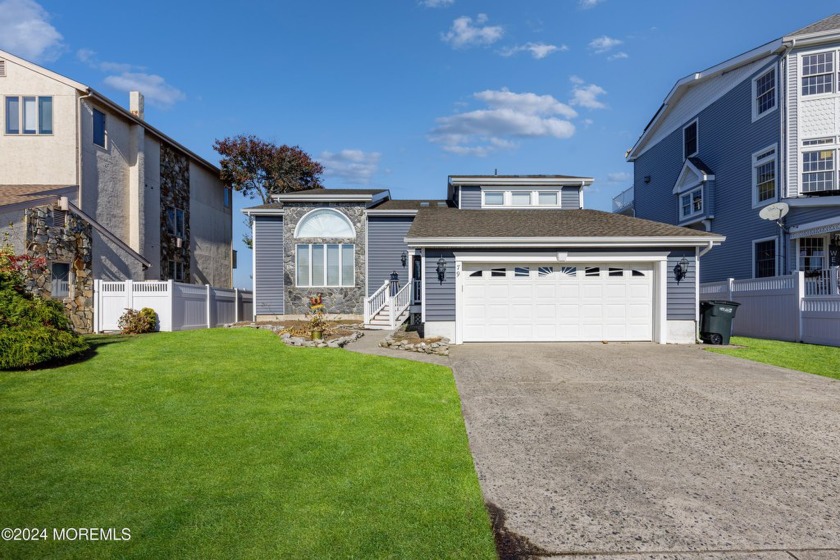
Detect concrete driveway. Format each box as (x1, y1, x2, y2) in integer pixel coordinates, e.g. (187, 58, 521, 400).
(449, 342, 840, 560)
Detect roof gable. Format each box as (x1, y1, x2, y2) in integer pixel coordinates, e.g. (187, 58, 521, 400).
(672, 158, 715, 194)
(787, 13, 840, 38)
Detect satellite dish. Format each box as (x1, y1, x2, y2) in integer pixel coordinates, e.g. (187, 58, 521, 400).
(759, 202, 789, 222)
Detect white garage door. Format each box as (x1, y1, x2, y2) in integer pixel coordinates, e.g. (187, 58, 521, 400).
(461, 263, 653, 342)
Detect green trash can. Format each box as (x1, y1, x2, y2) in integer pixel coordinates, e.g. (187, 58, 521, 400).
(699, 300, 740, 345)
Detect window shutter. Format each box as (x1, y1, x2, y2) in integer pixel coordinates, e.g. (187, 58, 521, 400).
(0, 60, 5, 77)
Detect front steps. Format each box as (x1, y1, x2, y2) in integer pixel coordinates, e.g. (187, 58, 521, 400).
(366, 303, 409, 330)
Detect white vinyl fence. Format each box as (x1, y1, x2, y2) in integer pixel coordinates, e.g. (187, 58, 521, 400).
(94, 280, 253, 332)
(700, 270, 840, 346)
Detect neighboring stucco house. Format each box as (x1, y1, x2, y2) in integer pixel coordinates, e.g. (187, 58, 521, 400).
(624, 14, 840, 283)
(245, 175, 724, 344)
(0, 49, 233, 331)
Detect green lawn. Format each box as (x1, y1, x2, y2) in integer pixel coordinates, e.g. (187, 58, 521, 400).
(706, 336, 840, 380)
(0, 329, 496, 559)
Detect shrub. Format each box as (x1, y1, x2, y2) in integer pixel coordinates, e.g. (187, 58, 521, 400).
(118, 307, 158, 334)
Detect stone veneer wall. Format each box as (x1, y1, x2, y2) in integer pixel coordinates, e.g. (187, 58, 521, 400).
(160, 144, 191, 282)
(282, 203, 366, 315)
(25, 205, 94, 332)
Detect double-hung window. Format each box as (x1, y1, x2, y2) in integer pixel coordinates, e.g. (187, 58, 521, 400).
(753, 68, 776, 119)
(799, 237, 825, 272)
(752, 146, 777, 206)
(802, 149, 835, 193)
(683, 120, 698, 159)
(801, 52, 834, 96)
(680, 187, 703, 219)
(754, 238, 776, 278)
(5, 96, 52, 134)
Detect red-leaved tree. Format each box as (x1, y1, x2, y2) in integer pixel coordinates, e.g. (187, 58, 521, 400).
(213, 135, 324, 205)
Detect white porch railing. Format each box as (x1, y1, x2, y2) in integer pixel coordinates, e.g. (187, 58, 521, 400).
(388, 282, 412, 328)
(94, 280, 253, 332)
(699, 270, 840, 346)
(364, 281, 389, 325)
(804, 267, 840, 296)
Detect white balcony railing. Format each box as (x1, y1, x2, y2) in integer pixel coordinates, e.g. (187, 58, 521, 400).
(803, 267, 840, 296)
(612, 186, 634, 213)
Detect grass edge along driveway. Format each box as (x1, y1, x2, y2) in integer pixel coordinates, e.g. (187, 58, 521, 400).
(0, 329, 496, 559)
(706, 336, 840, 380)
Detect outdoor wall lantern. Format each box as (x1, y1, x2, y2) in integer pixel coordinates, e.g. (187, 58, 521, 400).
(401, 250, 408, 267)
(674, 257, 689, 284)
(644, 175, 651, 184)
(436, 257, 447, 283)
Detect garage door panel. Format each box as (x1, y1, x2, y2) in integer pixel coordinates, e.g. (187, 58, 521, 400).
(461, 261, 653, 342)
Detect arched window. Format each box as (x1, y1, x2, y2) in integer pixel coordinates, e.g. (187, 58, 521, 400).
(294, 209, 356, 287)
(295, 208, 355, 239)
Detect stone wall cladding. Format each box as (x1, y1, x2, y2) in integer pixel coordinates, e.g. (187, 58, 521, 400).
(159, 144, 191, 282)
(25, 205, 94, 332)
(282, 203, 367, 315)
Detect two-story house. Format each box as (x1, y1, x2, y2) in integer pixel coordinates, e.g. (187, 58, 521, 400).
(245, 175, 724, 344)
(625, 14, 840, 286)
(0, 49, 233, 331)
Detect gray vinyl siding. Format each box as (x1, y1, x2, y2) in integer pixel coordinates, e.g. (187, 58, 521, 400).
(459, 186, 481, 209)
(367, 216, 413, 295)
(667, 250, 696, 320)
(254, 216, 284, 315)
(633, 58, 782, 283)
(561, 186, 581, 209)
(424, 249, 455, 321)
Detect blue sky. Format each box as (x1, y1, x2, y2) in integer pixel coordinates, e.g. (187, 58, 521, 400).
(1, 0, 838, 287)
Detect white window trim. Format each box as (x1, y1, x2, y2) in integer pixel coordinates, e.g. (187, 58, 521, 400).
(751, 67, 777, 122)
(683, 119, 698, 160)
(796, 235, 829, 272)
(752, 143, 778, 209)
(679, 186, 703, 221)
(295, 243, 355, 288)
(752, 236, 778, 278)
(798, 49, 838, 100)
(800, 147, 837, 194)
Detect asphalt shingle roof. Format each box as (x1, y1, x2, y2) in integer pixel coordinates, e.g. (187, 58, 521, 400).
(370, 200, 450, 210)
(0, 185, 73, 209)
(279, 188, 389, 196)
(407, 208, 721, 239)
(788, 14, 840, 37)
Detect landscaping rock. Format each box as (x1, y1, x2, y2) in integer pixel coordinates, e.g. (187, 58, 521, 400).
(378, 333, 450, 356)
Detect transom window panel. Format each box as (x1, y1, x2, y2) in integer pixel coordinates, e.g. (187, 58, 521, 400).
(5, 95, 52, 134)
(801, 52, 834, 95)
(754, 239, 776, 278)
(484, 192, 504, 206)
(296, 243, 355, 287)
(514, 267, 530, 277)
(683, 120, 698, 158)
(680, 187, 703, 218)
(491, 268, 505, 277)
(538, 191, 558, 205)
(295, 208, 355, 238)
(538, 266, 554, 277)
(585, 266, 600, 277)
(802, 150, 835, 193)
(481, 189, 563, 207)
(754, 68, 776, 116)
(753, 147, 776, 204)
(558, 266, 577, 277)
(608, 267, 623, 277)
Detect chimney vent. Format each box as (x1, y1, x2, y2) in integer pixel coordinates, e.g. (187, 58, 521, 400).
(130, 91, 144, 119)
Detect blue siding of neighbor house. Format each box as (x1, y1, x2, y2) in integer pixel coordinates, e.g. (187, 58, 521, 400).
(459, 186, 481, 209)
(424, 249, 456, 321)
(254, 216, 284, 315)
(667, 249, 696, 320)
(633, 59, 782, 282)
(367, 216, 413, 296)
(562, 186, 581, 209)
(419, 247, 696, 322)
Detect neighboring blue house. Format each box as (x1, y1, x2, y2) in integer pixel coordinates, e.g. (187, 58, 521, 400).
(244, 175, 723, 344)
(624, 14, 840, 283)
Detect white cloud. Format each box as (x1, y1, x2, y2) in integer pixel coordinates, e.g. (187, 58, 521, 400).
(589, 35, 622, 54)
(441, 14, 503, 48)
(579, 0, 605, 8)
(608, 51, 629, 61)
(103, 73, 186, 108)
(606, 171, 631, 183)
(570, 80, 607, 109)
(430, 88, 577, 156)
(319, 149, 382, 185)
(419, 0, 453, 6)
(76, 48, 137, 73)
(499, 42, 567, 59)
(0, 0, 63, 62)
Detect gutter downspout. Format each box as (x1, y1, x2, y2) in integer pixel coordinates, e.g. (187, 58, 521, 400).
(698, 240, 715, 258)
(76, 90, 93, 209)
